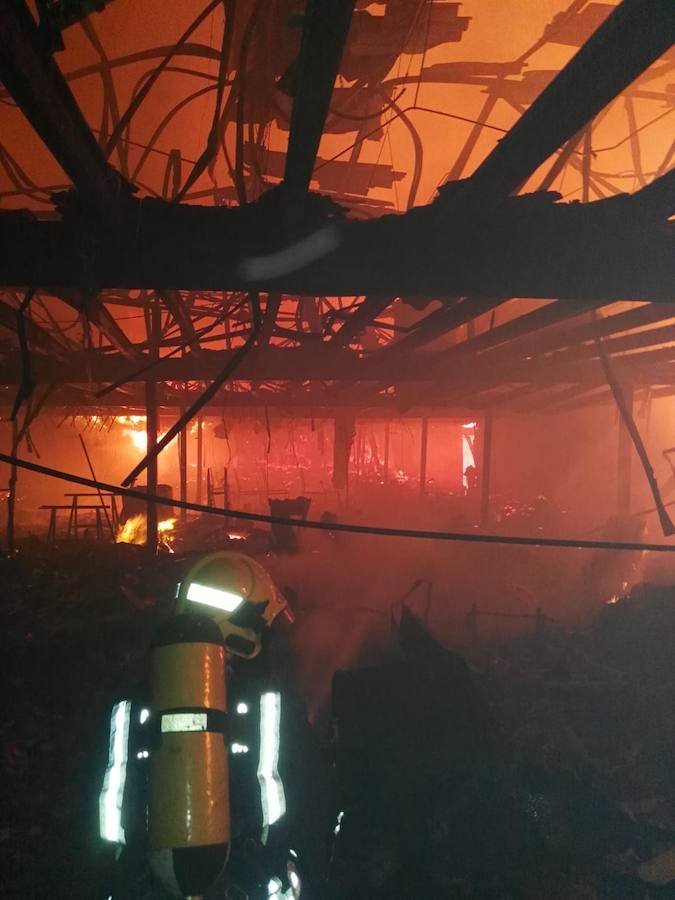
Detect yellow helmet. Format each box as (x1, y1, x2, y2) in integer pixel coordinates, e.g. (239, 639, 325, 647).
(175, 551, 286, 658)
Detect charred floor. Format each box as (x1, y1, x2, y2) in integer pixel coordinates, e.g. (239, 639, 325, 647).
(1, 0, 675, 898)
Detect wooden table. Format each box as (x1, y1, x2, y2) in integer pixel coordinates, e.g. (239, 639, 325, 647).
(40, 503, 111, 544)
(63, 492, 119, 537)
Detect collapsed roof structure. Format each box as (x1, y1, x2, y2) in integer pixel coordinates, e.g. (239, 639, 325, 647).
(0, 0, 673, 534)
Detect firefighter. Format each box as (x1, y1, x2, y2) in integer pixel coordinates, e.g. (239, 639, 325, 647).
(98, 551, 307, 900)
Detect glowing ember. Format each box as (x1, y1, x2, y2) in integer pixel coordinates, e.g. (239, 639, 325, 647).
(123, 427, 171, 451)
(158, 518, 176, 536)
(227, 531, 247, 541)
(116, 514, 176, 546)
(125, 428, 147, 451)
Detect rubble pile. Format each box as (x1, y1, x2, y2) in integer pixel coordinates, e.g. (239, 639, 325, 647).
(477, 584, 675, 899)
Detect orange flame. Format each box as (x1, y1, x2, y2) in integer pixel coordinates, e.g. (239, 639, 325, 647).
(116, 513, 176, 546)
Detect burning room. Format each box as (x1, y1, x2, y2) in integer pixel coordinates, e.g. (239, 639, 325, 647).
(1, 0, 675, 898)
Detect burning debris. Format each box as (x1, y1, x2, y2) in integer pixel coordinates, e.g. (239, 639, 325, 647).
(115, 513, 177, 549)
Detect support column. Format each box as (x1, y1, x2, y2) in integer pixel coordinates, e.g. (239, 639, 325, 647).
(196, 415, 203, 506)
(7, 417, 18, 553)
(419, 416, 429, 496)
(146, 300, 160, 551)
(332, 412, 355, 492)
(617, 386, 633, 515)
(178, 414, 187, 527)
(479, 412, 493, 528)
(383, 421, 390, 485)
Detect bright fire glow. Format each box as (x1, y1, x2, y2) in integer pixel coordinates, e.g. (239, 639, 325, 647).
(118, 416, 169, 452)
(125, 428, 147, 451)
(116, 514, 176, 545)
(158, 518, 176, 535)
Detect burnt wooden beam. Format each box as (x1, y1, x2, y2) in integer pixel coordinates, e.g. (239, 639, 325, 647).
(410, 302, 675, 401)
(0, 0, 129, 216)
(281, 0, 356, 215)
(493, 302, 675, 361)
(0, 346, 366, 384)
(0, 172, 672, 299)
(365, 296, 501, 363)
(427, 345, 675, 408)
(435, 0, 675, 220)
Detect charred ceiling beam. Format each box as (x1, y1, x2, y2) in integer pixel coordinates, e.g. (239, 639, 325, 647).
(0, 171, 673, 300)
(0, 392, 478, 416)
(0, 346, 368, 384)
(427, 300, 604, 371)
(280, 0, 356, 216)
(366, 296, 501, 362)
(434, 0, 675, 220)
(417, 344, 675, 410)
(425, 301, 675, 390)
(0, 0, 128, 215)
(4, 339, 675, 398)
(489, 301, 675, 361)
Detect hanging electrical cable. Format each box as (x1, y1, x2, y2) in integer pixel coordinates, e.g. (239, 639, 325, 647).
(105, 0, 223, 159)
(176, 0, 236, 200)
(5, 450, 675, 555)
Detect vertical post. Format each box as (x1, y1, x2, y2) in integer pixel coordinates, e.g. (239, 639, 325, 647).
(146, 299, 160, 551)
(355, 429, 362, 482)
(419, 416, 429, 496)
(480, 412, 493, 528)
(178, 412, 187, 527)
(332, 413, 355, 492)
(146, 379, 158, 549)
(7, 417, 18, 553)
(383, 420, 390, 485)
(196, 415, 203, 506)
(617, 385, 633, 515)
(223, 466, 229, 531)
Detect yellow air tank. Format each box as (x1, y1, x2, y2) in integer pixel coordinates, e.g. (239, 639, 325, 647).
(147, 613, 230, 899)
